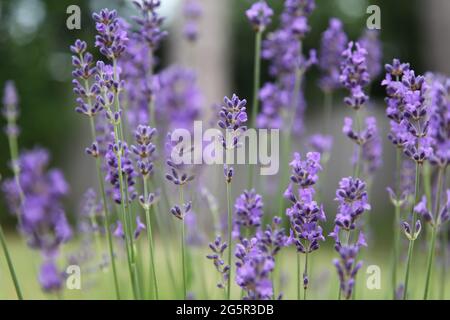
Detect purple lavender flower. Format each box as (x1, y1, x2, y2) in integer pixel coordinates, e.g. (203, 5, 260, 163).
(39, 260, 63, 293)
(318, 18, 348, 92)
(165, 135, 195, 187)
(287, 152, 322, 189)
(105, 141, 137, 204)
(183, 0, 202, 41)
(132, 0, 168, 49)
(358, 30, 382, 82)
(256, 217, 289, 258)
(2, 81, 20, 139)
(206, 236, 230, 289)
(333, 241, 365, 299)
(133, 216, 146, 239)
(235, 238, 274, 300)
(233, 189, 264, 238)
(131, 125, 157, 178)
(246, 1, 274, 31)
(340, 42, 370, 109)
(2, 148, 72, 254)
(334, 177, 371, 230)
(93, 9, 128, 60)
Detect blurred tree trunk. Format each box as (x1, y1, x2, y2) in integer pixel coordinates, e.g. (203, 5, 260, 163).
(421, 0, 450, 74)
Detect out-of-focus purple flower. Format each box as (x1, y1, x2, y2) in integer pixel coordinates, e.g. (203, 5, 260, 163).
(105, 141, 137, 204)
(235, 237, 274, 300)
(281, 0, 315, 39)
(113, 221, 125, 239)
(156, 66, 202, 131)
(133, 0, 168, 49)
(361, 127, 382, 176)
(334, 177, 371, 230)
(340, 42, 370, 109)
(2, 81, 20, 139)
(93, 9, 128, 60)
(307, 134, 333, 154)
(233, 189, 263, 238)
(426, 74, 450, 167)
(246, 1, 273, 31)
(39, 260, 63, 293)
(206, 235, 230, 289)
(2, 149, 72, 254)
(318, 18, 348, 92)
(183, 0, 202, 41)
(358, 30, 382, 82)
(414, 196, 433, 224)
(439, 190, 450, 224)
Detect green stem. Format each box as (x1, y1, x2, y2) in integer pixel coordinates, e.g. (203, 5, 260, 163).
(144, 177, 159, 300)
(423, 166, 445, 299)
(248, 30, 262, 190)
(303, 251, 309, 300)
(226, 182, 232, 300)
(0, 224, 23, 299)
(180, 186, 187, 299)
(297, 253, 301, 300)
(88, 109, 121, 301)
(403, 162, 421, 300)
(392, 148, 402, 299)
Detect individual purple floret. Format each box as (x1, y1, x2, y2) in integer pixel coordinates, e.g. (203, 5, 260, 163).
(206, 236, 230, 289)
(318, 18, 348, 92)
(340, 41, 370, 109)
(39, 260, 63, 293)
(183, 0, 202, 41)
(334, 177, 371, 230)
(233, 189, 264, 238)
(358, 30, 382, 82)
(246, 0, 274, 31)
(2, 148, 72, 254)
(93, 9, 128, 60)
(235, 237, 274, 300)
(133, 216, 146, 239)
(105, 141, 137, 204)
(132, 0, 168, 49)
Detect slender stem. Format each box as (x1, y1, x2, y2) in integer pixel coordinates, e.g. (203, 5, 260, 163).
(423, 163, 433, 211)
(403, 162, 421, 300)
(226, 182, 232, 300)
(354, 108, 362, 178)
(180, 185, 187, 299)
(303, 251, 309, 300)
(392, 148, 402, 299)
(423, 166, 445, 299)
(297, 253, 301, 300)
(143, 177, 159, 299)
(88, 108, 121, 301)
(248, 30, 262, 190)
(0, 224, 23, 300)
(440, 226, 448, 299)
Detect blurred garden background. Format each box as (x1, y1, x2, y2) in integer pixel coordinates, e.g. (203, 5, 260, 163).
(1, 0, 450, 299)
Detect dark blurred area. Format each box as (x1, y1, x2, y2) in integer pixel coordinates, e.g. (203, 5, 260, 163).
(0, 0, 425, 232)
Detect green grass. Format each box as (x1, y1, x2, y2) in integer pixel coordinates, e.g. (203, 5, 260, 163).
(0, 232, 448, 300)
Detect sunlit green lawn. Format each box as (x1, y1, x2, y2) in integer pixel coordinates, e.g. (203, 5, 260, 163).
(0, 232, 448, 300)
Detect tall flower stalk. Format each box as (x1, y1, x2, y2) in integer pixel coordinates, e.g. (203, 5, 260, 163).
(218, 94, 248, 299)
(1, 81, 23, 300)
(71, 39, 121, 299)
